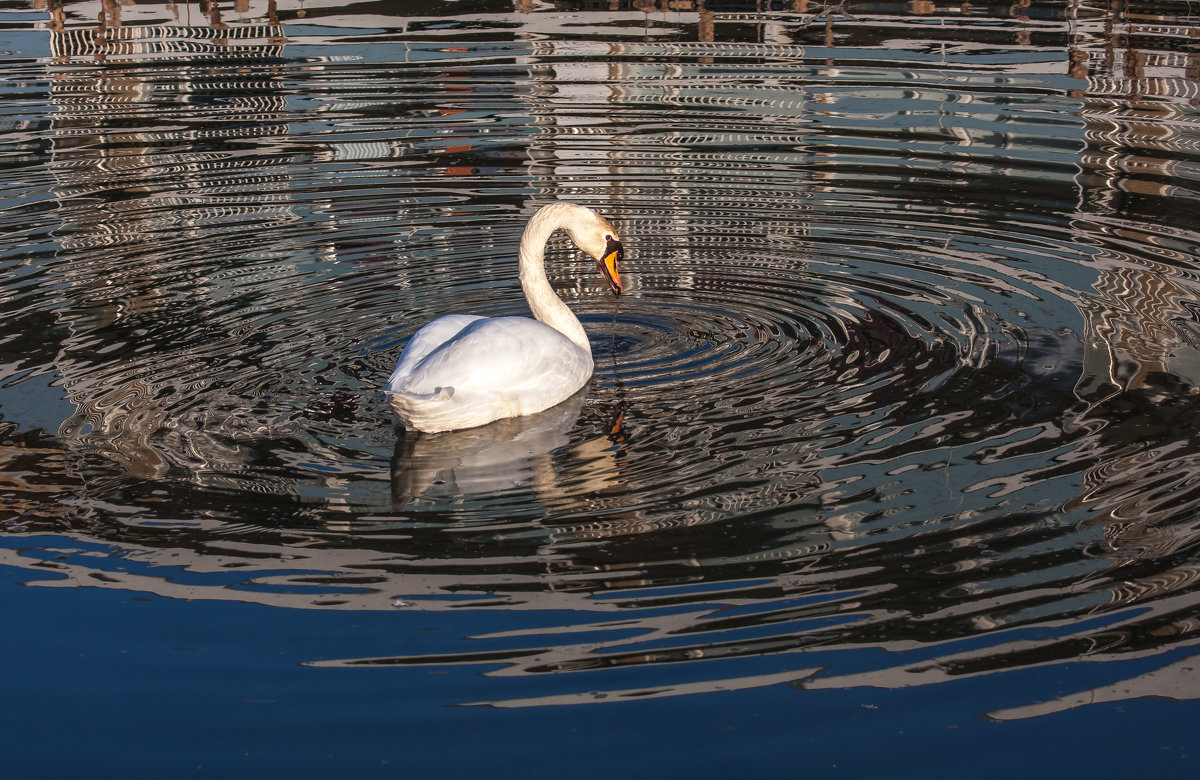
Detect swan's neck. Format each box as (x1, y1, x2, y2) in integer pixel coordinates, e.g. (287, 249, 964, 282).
(518, 204, 592, 352)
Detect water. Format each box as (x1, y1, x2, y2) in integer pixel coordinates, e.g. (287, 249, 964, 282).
(3, 0, 1200, 775)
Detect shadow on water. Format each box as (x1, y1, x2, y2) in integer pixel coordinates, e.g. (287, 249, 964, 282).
(2, 0, 1200, 759)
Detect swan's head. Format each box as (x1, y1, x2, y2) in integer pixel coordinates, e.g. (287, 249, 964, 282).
(566, 210, 624, 297)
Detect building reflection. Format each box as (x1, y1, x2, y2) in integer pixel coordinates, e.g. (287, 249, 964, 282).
(26, 0, 1200, 497)
(11, 0, 1200, 713)
(35, 0, 296, 485)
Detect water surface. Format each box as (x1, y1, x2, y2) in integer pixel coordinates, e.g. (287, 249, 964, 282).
(3, 0, 1200, 775)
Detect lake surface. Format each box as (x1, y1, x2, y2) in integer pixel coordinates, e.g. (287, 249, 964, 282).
(3, 0, 1200, 776)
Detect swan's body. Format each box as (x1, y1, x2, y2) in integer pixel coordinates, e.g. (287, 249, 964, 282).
(386, 202, 623, 433)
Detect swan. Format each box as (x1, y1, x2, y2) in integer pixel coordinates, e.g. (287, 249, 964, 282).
(386, 202, 624, 433)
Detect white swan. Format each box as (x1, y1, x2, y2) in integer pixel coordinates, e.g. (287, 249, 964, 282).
(386, 202, 624, 433)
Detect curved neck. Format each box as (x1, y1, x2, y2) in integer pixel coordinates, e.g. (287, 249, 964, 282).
(518, 203, 591, 352)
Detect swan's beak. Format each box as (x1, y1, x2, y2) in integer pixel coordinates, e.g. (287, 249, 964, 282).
(599, 236, 623, 296)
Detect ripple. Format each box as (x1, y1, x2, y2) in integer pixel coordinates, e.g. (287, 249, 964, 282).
(4, 3, 1200, 715)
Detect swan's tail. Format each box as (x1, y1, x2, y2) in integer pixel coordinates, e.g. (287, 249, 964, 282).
(387, 385, 533, 433)
(386, 386, 458, 432)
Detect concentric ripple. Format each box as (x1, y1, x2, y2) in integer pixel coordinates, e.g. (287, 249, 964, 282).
(3, 2, 1200, 715)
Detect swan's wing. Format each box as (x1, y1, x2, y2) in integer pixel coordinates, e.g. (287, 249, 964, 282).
(395, 316, 592, 396)
(389, 314, 484, 391)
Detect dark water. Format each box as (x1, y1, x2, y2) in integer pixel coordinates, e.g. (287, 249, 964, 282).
(3, 0, 1200, 775)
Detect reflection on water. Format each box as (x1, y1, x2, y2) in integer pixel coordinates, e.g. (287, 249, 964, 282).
(3, 0, 1200, 721)
(389, 389, 626, 505)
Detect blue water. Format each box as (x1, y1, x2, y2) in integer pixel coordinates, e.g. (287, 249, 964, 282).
(3, 0, 1200, 776)
(7, 566, 1197, 778)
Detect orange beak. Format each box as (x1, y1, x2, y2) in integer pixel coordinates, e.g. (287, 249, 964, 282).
(599, 236, 623, 296)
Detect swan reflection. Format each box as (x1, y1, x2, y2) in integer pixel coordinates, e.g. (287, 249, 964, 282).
(390, 388, 594, 506)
